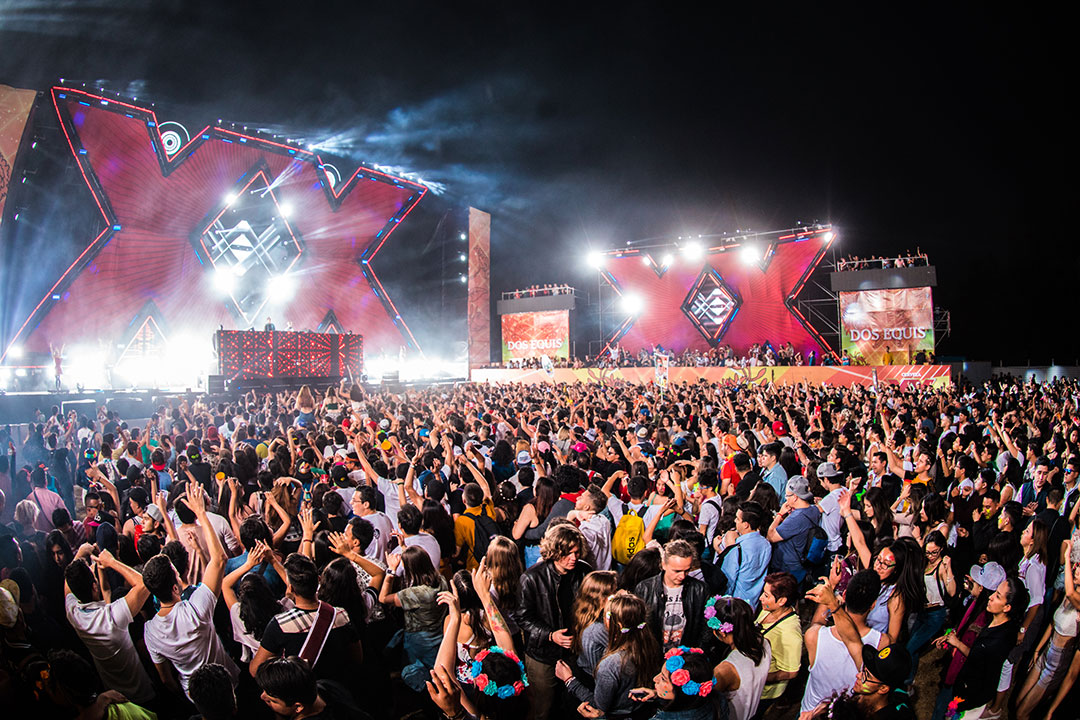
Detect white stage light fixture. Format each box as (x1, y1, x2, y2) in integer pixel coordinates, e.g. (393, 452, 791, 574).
(823, 231, 835, 241)
(8, 345, 24, 359)
(740, 244, 761, 265)
(641, 256, 650, 266)
(224, 192, 237, 205)
(661, 253, 674, 267)
(620, 293, 644, 315)
(279, 202, 294, 218)
(682, 242, 704, 260)
(586, 251, 605, 269)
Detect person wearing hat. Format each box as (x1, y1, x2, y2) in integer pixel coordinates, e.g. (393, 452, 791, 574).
(766, 476, 821, 583)
(850, 643, 916, 718)
(817, 462, 847, 559)
(927, 561, 1007, 720)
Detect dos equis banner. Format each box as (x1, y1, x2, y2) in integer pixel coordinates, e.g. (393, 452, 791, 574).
(840, 287, 934, 364)
(0, 85, 37, 231)
(501, 310, 569, 361)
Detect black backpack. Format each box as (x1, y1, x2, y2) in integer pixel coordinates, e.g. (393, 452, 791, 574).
(710, 542, 743, 595)
(466, 511, 501, 562)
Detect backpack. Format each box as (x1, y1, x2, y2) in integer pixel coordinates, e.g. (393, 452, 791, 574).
(465, 511, 501, 563)
(801, 511, 829, 568)
(711, 542, 743, 595)
(612, 503, 647, 565)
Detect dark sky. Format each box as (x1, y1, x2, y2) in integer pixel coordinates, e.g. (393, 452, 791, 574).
(0, 3, 1070, 364)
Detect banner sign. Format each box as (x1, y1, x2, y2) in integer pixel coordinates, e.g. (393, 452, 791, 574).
(840, 287, 934, 365)
(472, 364, 951, 389)
(501, 310, 570, 361)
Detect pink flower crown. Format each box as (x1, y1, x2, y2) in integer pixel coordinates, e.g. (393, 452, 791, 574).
(663, 647, 713, 697)
(467, 646, 529, 699)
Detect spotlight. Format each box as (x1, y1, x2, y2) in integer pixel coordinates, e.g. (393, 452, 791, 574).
(459, 253, 467, 262)
(823, 231, 835, 242)
(586, 251, 605, 269)
(740, 244, 761, 265)
(459, 275, 468, 284)
(460, 233, 467, 241)
(224, 192, 237, 205)
(8, 345, 24, 359)
(279, 202, 293, 218)
(681, 242, 704, 260)
(641, 256, 651, 266)
(620, 293, 644, 315)
(213, 267, 236, 294)
(661, 253, 674, 267)
(15, 368, 27, 378)
(268, 274, 297, 303)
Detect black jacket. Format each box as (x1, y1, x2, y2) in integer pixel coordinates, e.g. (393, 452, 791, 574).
(513, 559, 589, 664)
(634, 574, 709, 650)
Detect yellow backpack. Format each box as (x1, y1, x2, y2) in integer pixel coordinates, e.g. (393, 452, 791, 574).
(612, 503, 646, 565)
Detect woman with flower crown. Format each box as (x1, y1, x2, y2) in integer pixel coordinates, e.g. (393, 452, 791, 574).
(555, 590, 662, 719)
(703, 595, 771, 720)
(628, 646, 717, 720)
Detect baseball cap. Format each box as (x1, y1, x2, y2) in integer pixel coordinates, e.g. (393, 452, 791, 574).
(537, 441, 551, 454)
(816, 462, 842, 479)
(418, 428, 430, 438)
(672, 436, 688, 448)
(969, 561, 1006, 591)
(516, 450, 532, 466)
(571, 441, 589, 454)
(331, 464, 350, 484)
(785, 475, 813, 501)
(636, 426, 649, 438)
(585, 428, 598, 442)
(379, 418, 390, 431)
(860, 644, 912, 689)
(771, 420, 787, 437)
(145, 503, 164, 522)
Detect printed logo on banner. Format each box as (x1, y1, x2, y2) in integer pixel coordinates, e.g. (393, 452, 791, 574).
(681, 267, 742, 344)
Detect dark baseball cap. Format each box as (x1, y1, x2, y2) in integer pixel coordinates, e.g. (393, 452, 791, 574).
(861, 643, 911, 689)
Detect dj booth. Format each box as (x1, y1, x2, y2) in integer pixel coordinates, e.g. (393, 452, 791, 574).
(216, 330, 363, 387)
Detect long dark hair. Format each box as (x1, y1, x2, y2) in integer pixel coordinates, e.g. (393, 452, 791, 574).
(401, 545, 441, 590)
(452, 570, 494, 649)
(421, 499, 456, 560)
(238, 573, 281, 641)
(531, 477, 557, 521)
(318, 557, 367, 625)
(710, 596, 766, 665)
(862, 487, 894, 540)
(881, 537, 926, 615)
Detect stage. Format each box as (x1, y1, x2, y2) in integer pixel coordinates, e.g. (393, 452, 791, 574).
(469, 364, 952, 388)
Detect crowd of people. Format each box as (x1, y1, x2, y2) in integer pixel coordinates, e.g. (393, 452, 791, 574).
(598, 343, 818, 369)
(504, 285, 575, 299)
(836, 253, 930, 272)
(2, 374, 1079, 719)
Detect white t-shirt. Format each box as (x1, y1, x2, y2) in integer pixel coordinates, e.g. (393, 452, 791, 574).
(392, 532, 443, 576)
(358, 510, 395, 561)
(375, 475, 424, 531)
(580, 513, 613, 571)
(144, 584, 240, 697)
(1019, 555, 1046, 610)
(698, 496, 722, 545)
(819, 488, 844, 552)
(65, 594, 156, 704)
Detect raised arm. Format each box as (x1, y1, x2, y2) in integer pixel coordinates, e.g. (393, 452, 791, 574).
(187, 485, 227, 596)
(473, 558, 516, 653)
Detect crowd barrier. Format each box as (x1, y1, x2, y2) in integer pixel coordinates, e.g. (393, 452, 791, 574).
(469, 365, 952, 388)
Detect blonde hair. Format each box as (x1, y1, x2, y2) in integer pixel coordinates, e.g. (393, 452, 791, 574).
(14, 499, 40, 527)
(297, 385, 315, 409)
(485, 536, 524, 611)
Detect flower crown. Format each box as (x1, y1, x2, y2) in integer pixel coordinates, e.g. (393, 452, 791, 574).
(663, 647, 713, 697)
(467, 646, 529, 699)
(704, 595, 734, 633)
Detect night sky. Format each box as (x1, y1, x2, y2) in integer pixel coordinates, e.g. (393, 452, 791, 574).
(0, 3, 1070, 365)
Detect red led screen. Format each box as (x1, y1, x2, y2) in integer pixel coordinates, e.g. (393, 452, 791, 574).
(600, 232, 833, 356)
(2, 88, 426, 362)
